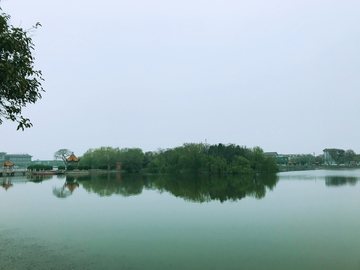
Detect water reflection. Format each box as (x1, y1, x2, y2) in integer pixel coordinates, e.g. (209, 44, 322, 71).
(325, 176, 358, 186)
(153, 174, 278, 203)
(79, 173, 152, 197)
(53, 177, 80, 199)
(278, 170, 360, 187)
(1, 177, 13, 191)
(28, 175, 53, 183)
(73, 173, 278, 203)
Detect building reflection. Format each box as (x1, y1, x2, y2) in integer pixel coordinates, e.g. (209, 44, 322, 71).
(28, 175, 53, 183)
(52, 176, 80, 199)
(65, 177, 80, 194)
(1, 177, 13, 191)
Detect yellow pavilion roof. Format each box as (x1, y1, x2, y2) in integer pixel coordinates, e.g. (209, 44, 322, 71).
(66, 153, 79, 162)
(2, 160, 14, 167)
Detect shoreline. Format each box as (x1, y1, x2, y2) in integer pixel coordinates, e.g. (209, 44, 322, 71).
(278, 165, 360, 172)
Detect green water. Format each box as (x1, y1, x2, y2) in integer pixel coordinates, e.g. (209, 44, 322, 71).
(1, 170, 360, 269)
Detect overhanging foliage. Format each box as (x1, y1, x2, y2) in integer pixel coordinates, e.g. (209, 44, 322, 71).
(0, 8, 44, 130)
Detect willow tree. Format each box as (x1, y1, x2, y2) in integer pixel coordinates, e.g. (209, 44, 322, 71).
(0, 8, 44, 130)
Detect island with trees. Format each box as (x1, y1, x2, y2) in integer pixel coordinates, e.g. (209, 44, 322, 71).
(57, 143, 279, 174)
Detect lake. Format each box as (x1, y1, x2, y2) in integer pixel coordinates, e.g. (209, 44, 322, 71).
(1, 169, 360, 269)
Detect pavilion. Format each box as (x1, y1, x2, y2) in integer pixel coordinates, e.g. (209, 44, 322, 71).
(2, 160, 14, 172)
(66, 153, 80, 169)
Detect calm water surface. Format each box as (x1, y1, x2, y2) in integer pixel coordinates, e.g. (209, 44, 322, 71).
(1, 170, 360, 269)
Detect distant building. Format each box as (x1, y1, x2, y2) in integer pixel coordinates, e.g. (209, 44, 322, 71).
(264, 152, 278, 158)
(264, 152, 289, 164)
(276, 155, 289, 164)
(0, 152, 6, 163)
(32, 160, 64, 167)
(1, 153, 32, 168)
(323, 148, 345, 165)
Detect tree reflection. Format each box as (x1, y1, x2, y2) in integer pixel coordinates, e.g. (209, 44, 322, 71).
(53, 186, 72, 198)
(325, 176, 358, 186)
(153, 174, 278, 203)
(75, 173, 278, 203)
(52, 176, 80, 199)
(78, 173, 152, 197)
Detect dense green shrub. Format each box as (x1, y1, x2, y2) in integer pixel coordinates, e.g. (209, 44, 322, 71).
(58, 166, 65, 170)
(28, 164, 53, 171)
(227, 156, 254, 174)
(258, 157, 279, 173)
(79, 147, 144, 173)
(208, 156, 227, 174)
(78, 165, 91, 170)
(67, 165, 75, 171)
(98, 164, 108, 170)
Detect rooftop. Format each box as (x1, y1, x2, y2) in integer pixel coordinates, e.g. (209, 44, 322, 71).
(323, 148, 344, 152)
(66, 153, 80, 162)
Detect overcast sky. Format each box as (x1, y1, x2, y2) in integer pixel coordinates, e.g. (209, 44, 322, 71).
(1, 0, 360, 160)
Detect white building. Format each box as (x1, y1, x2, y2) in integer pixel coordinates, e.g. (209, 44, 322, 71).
(323, 148, 344, 165)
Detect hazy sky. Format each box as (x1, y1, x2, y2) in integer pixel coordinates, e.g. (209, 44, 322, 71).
(1, 0, 360, 160)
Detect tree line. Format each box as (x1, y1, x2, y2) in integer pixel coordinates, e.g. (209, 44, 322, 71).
(277, 149, 360, 165)
(76, 143, 279, 174)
